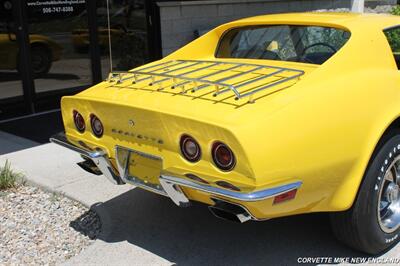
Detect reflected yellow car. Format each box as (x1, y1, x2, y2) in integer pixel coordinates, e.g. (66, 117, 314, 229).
(0, 33, 62, 76)
(52, 13, 400, 254)
(71, 26, 125, 52)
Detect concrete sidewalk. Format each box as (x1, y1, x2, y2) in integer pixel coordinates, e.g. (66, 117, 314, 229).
(0, 143, 131, 207)
(0, 131, 39, 155)
(0, 143, 399, 266)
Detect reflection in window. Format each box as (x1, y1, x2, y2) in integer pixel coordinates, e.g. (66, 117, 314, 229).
(216, 25, 350, 65)
(384, 27, 400, 69)
(98, 0, 148, 73)
(28, 2, 92, 94)
(0, 21, 24, 101)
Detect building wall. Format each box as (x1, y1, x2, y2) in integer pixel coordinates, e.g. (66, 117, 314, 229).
(157, 0, 352, 56)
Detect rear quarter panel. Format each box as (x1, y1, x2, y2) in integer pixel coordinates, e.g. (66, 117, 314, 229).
(235, 26, 400, 214)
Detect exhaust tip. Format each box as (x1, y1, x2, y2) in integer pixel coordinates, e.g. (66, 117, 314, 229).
(208, 199, 252, 223)
(77, 159, 102, 175)
(208, 206, 246, 223)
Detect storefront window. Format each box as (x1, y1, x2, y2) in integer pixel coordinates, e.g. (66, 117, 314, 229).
(98, 0, 148, 73)
(0, 0, 152, 120)
(27, 0, 92, 95)
(0, 16, 25, 117)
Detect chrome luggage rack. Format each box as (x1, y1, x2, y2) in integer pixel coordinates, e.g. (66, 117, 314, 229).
(106, 60, 305, 102)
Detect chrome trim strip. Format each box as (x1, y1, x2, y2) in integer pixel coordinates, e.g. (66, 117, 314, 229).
(159, 175, 302, 202)
(50, 133, 123, 185)
(50, 133, 104, 158)
(50, 134, 302, 204)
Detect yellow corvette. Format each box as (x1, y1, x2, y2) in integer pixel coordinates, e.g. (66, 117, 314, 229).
(71, 26, 125, 52)
(0, 33, 62, 76)
(51, 13, 400, 254)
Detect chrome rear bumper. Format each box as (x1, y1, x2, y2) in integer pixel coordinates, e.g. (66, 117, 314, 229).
(50, 133, 123, 185)
(50, 133, 302, 210)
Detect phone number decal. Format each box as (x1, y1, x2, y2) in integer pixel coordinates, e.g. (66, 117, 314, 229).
(42, 6, 74, 13)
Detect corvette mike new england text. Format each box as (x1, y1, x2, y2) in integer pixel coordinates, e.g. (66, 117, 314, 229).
(297, 257, 400, 264)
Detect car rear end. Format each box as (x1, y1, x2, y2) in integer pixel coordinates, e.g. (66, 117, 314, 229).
(52, 15, 345, 221)
(53, 57, 306, 221)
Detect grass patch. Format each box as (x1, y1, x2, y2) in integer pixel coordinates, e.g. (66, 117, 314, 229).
(0, 160, 24, 190)
(49, 191, 64, 203)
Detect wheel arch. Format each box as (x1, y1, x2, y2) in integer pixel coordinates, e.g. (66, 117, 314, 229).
(332, 115, 400, 212)
(30, 41, 53, 60)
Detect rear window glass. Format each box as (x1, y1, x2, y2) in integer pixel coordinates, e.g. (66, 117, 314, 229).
(216, 25, 351, 65)
(384, 27, 400, 69)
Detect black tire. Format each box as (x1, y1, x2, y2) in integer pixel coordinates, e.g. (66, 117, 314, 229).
(330, 131, 400, 254)
(31, 44, 52, 77)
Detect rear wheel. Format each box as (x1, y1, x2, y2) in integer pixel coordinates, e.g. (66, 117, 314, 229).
(330, 133, 400, 254)
(31, 45, 52, 77)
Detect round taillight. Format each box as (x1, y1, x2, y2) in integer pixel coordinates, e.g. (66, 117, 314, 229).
(73, 110, 85, 133)
(90, 114, 104, 138)
(180, 135, 201, 162)
(212, 142, 236, 171)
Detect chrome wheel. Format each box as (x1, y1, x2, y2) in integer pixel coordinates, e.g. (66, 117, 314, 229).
(378, 155, 400, 233)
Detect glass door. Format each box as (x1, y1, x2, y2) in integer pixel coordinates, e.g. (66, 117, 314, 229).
(0, 0, 151, 120)
(99, 0, 149, 74)
(0, 1, 27, 119)
(26, 0, 92, 112)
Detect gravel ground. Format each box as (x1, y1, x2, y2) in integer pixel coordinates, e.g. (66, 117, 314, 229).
(0, 185, 101, 265)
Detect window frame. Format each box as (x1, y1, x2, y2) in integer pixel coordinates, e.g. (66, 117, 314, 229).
(383, 25, 400, 70)
(214, 24, 352, 65)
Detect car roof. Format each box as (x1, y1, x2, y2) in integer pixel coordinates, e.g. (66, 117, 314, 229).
(234, 12, 400, 31)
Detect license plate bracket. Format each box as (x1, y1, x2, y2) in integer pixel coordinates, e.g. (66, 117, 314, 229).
(115, 146, 165, 195)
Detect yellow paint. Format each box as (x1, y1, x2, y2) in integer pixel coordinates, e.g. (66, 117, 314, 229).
(72, 28, 125, 49)
(61, 13, 400, 219)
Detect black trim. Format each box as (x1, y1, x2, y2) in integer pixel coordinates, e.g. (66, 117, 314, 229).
(383, 24, 400, 31)
(86, 0, 102, 83)
(146, 0, 163, 60)
(12, 0, 35, 113)
(383, 25, 400, 70)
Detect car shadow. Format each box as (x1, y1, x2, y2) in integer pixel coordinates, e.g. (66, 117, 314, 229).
(0, 71, 21, 82)
(35, 73, 80, 80)
(74, 188, 371, 265)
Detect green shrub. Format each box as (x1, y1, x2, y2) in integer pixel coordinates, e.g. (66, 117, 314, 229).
(392, 5, 400, 16)
(383, 6, 400, 53)
(0, 160, 24, 190)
